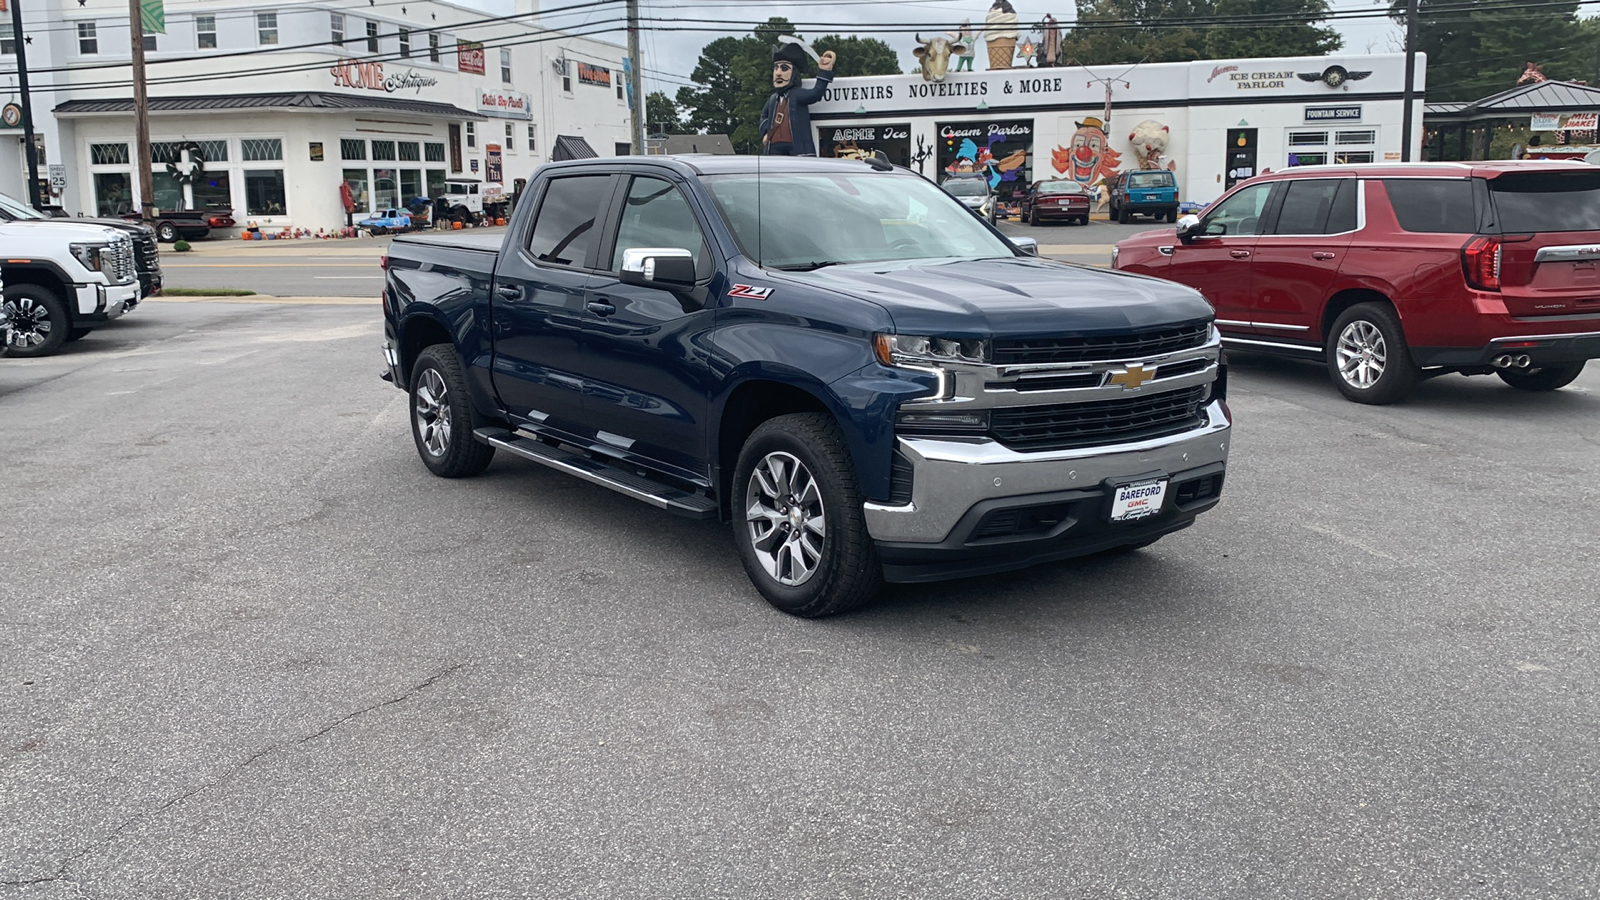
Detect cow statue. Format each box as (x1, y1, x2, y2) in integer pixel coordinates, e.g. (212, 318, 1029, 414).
(913, 34, 968, 82)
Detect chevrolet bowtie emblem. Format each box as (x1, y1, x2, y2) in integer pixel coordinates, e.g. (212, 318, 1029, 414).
(1108, 364, 1155, 390)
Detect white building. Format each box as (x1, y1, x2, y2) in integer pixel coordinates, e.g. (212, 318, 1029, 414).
(1, 0, 635, 232)
(809, 53, 1425, 208)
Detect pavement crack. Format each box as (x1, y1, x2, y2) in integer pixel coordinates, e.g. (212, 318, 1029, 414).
(4, 661, 464, 889)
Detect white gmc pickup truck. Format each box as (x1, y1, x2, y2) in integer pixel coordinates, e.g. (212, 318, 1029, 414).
(0, 221, 141, 357)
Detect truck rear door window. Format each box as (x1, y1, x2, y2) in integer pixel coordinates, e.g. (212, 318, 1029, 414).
(1490, 171, 1600, 232)
(1272, 178, 1348, 234)
(527, 175, 611, 268)
(1381, 179, 1474, 233)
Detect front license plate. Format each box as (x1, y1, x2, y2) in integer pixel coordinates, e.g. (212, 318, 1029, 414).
(1110, 479, 1168, 521)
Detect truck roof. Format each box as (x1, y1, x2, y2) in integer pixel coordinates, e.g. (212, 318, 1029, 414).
(539, 154, 911, 178)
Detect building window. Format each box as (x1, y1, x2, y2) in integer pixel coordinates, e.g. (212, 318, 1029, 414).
(504, 122, 515, 151)
(196, 140, 228, 162)
(330, 13, 344, 45)
(1336, 130, 1377, 145)
(401, 170, 422, 204)
(242, 139, 284, 162)
(1288, 152, 1328, 167)
(372, 140, 397, 161)
(341, 138, 367, 161)
(500, 48, 512, 83)
(366, 21, 379, 52)
(193, 173, 231, 211)
(1288, 131, 1328, 147)
(91, 143, 130, 166)
(527, 124, 537, 153)
(78, 22, 99, 55)
(617, 82, 623, 101)
(429, 34, 440, 62)
(1, 23, 14, 56)
(342, 170, 370, 213)
(1334, 151, 1375, 164)
(94, 173, 132, 217)
(400, 28, 411, 57)
(424, 142, 445, 163)
(257, 13, 278, 46)
(245, 170, 287, 216)
(465, 122, 476, 149)
(427, 169, 447, 199)
(143, 26, 157, 52)
(195, 15, 216, 49)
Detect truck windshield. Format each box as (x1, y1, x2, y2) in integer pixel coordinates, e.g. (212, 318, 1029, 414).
(0, 193, 45, 220)
(703, 172, 1014, 269)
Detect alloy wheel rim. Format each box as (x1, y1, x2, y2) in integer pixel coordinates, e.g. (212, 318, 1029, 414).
(414, 367, 452, 457)
(745, 451, 826, 587)
(1, 298, 50, 348)
(1336, 320, 1387, 388)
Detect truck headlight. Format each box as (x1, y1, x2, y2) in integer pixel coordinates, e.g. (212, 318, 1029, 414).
(70, 242, 110, 273)
(874, 334, 990, 367)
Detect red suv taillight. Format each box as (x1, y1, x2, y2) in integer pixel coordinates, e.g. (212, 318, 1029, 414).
(1462, 236, 1502, 291)
(1462, 234, 1532, 291)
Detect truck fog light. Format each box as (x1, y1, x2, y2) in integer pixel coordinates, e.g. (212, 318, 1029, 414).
(895, 409, 991, 432)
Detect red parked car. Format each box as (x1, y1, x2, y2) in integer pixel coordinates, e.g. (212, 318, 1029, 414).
(1018, 179, 1091, 226)
(1113, 162, 1600, 403)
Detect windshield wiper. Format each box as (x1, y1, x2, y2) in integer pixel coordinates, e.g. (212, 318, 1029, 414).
(771, 260, 845, 272)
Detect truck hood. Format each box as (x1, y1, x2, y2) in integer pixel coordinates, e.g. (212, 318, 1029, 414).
(0, 221, 128, 244)
(785, 256, 1213, 337)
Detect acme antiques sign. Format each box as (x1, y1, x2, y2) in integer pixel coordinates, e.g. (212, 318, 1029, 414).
(330, 59, 439, 94)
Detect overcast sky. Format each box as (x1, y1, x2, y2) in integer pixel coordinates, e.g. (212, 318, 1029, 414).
(489, 0, 1404, 98)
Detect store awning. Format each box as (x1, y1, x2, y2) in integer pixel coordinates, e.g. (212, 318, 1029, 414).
(1423, 80, 1600, 125)
(552, 135, 599, 161)
(54, 91, 483, 119)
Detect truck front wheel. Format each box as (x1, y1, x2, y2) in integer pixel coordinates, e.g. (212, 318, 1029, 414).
(2, 284, 71, 358)
(409, 345, 495, 477)
(732, 413, 882, 617)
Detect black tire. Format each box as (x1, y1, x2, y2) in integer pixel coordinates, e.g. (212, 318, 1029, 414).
(1326, 302, 1420, 404)
(67, 328, 92, 342)
(1166, 208, 1178, 223)
(1118, 206, 1131, 224)
(1497, 362, 1586, 391)
(155, 222, 179, 243)
(732, 413, 882, 618)
(1079, 216, 1089, 226)
(409, 344, 495, 478)
(1028, 208, 1039, 227)
(2, 283, 71, 358)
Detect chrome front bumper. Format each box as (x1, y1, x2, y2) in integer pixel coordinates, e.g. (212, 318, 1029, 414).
(863, 400, 1231, 544)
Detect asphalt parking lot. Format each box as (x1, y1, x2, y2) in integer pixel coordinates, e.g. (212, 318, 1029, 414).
(3, 297, 1598, 898)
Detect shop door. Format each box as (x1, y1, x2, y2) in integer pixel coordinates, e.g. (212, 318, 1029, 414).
(1225, 128, 1258, 189)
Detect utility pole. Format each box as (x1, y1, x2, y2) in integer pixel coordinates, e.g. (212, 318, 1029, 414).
(9, 0, 43, 209)
(1400, 0, 1418, 162)
(626, 0, 643, 154)
(128, 0, 154, 219)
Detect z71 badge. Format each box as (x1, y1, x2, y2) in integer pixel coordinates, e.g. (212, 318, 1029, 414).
(728, 284, 774, 301)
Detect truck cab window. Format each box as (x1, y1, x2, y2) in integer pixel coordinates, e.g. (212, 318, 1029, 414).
(526, 176, 611, 268)
(610, 177, 706, 273)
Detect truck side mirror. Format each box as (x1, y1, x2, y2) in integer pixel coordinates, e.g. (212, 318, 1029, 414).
(1176, 214, 1203, 243)
(619, 247, 697, 289)
(1009, 235, 1040, 257)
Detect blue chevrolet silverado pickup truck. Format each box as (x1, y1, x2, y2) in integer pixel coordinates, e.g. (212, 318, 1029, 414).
(381, 155, 1231, 616)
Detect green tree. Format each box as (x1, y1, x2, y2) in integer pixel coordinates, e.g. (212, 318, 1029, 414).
(1059, 0, 1213, 66)
(1203, 0, 1341, 59)
(811, 35, 902, 78)
(646, 91, 684, 134)
(1391, 0, 1593, 102)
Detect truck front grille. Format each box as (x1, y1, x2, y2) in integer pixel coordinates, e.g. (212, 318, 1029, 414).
(132, 233, 159, 274)
(992, 321, 1211, 366)
(107, 239, 136, 284)
(989, 385, 1208, 451)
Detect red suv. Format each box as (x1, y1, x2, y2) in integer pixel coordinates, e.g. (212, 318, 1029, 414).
(1113, 162, 1600, 403)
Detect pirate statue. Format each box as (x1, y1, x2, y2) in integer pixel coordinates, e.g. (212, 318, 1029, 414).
(761, 37, 836, 156)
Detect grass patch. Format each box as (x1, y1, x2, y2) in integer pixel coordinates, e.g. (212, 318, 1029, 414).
(160, 288, 257, 297)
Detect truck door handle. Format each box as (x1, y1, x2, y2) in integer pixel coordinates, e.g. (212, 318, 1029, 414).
(586, 299, 617, 317)
(1312, 251, 1337, 260)
(495, 284, 520, 300)
(1229, 250, 1251, 259)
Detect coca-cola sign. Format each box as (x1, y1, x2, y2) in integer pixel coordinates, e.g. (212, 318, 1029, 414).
(458, 40, 485, 75)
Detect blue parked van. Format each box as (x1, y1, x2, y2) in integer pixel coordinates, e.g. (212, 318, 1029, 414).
(1110, 169, 1180, 223)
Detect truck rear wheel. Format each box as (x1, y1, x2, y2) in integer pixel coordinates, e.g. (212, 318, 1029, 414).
(409, 345, 495, 478)
(156, 222, 179, 243)
(1496, 362, 1585, 392)
(732, 413, 881, 617)
(2, 284, 71, 358)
